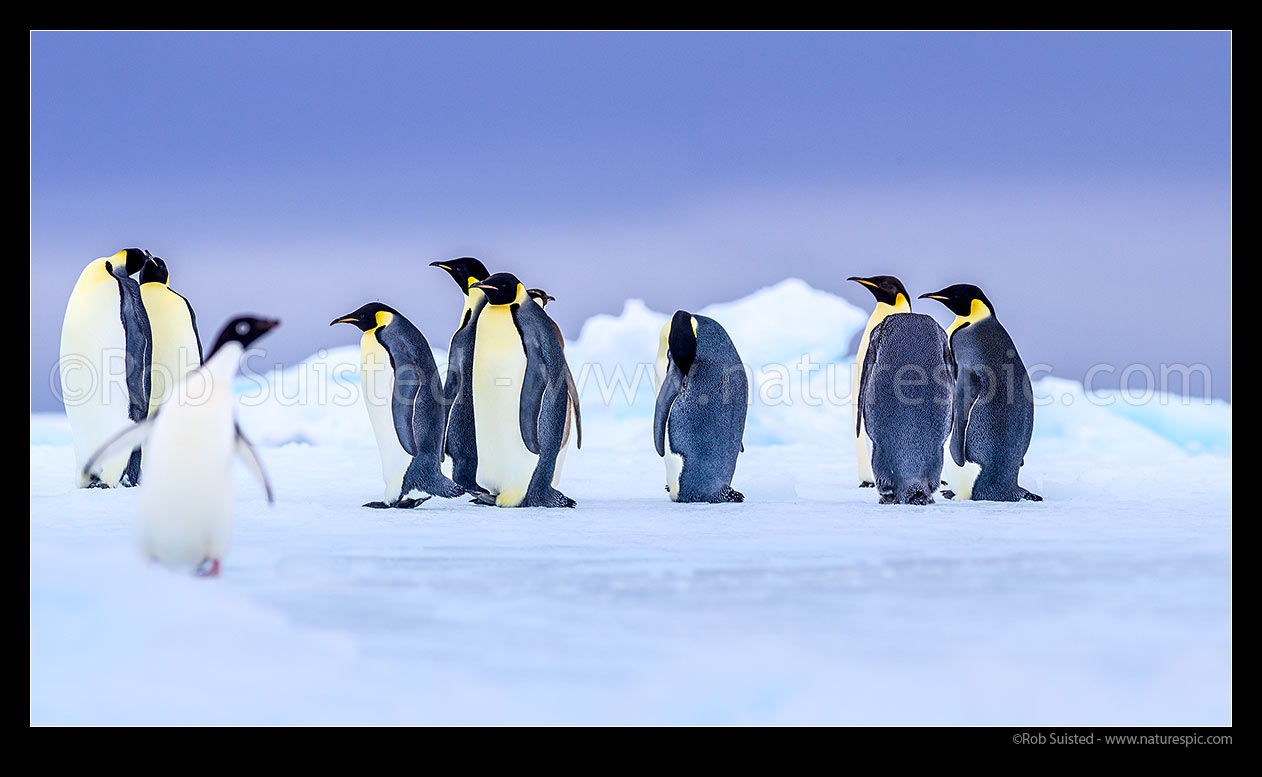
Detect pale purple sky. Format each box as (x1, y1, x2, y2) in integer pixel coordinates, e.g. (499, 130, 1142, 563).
(31, 31, 1231, 409)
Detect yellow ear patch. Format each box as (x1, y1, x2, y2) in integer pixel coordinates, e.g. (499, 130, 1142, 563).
(373, 310, 394, 330)
(690, 317, 698, 337)
(465, 276, 479, 288)
(948, 298, 992, 335)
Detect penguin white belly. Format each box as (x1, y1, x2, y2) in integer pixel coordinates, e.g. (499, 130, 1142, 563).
(473, 307, 540, 506)
(663, 419, 684, 501)
(141, 285, 200, 415)
(135, 358, 237, 570)
(941, 440, 982, 500)
(360, 332, 413, 502)
(60, 276, 135, 486)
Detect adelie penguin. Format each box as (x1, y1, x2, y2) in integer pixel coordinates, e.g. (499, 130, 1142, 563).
(920, 284, 1042, 502)
(60, 248, 153, 488)
(526, 288, 582, 487)
(331, 302, 464, 508)
(847, 275, 912, 489)
(654, 310, 748, 503)
(430, 257, 492, 493)
(467, 272, 576, 508)
(138, 256, 202, 416)
(858, 312, 954, 505)
(81, 316, 278, 577)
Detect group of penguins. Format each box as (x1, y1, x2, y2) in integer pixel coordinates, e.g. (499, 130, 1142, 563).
(58, 250, 1039, 577)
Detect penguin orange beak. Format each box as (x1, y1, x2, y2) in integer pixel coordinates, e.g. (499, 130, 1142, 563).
(429, 261, 452, 271)
(848, 277, 878, 289)
(471, 282, 498, 292)
(330, 315, 358, 326)
(919, 293, 948, 301)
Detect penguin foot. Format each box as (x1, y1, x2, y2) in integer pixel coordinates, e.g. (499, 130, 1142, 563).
(1019, 488, 1043, 502)
(86, 480, 108, 489)
(363, 501, 392, 509)
(469, 491, 499, 506)
(859, 481, 875, 488)
(716, 487, 745, 503)
(395, 496, 433, 509)
(878, 492, 899, 505)
(195, 558, 221, 578)
(906, 491, 931, 506)
(941, 490, 956, 501)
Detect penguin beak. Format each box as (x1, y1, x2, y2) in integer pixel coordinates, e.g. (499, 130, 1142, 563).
(848, 277, 877, 289)
(257, 318, 281, 332)
(471, 282, 497, 292)
(330, 315, 358, 326)
(919, 292, 948, 301)
(429, 261, 452, 271)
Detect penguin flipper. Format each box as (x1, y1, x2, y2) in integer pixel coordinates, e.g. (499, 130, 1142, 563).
(951, 368, 982, 468)
(856, 322, 885, 437)
(174, 289, 204, 364)
(389, 363, 423, 458)
(564, 360, 582, 450)
(234, 423, 274, 504)
(518, 348, 547, 456)
(81, 418, 155, 484)
(654, 365, 683, 458)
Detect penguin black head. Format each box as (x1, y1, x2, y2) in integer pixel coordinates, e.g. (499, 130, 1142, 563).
(471, 272, 525, 306)
(105, 248, 152, 278)
(848, 275, 910, 308)
(208, 315, 280, 357)
(526, 288, 556, 308)
(919, 284, 995, 318)
(139, 256, 169, 285)
(667, 309, 698, 376)
(330, 302, 399, 332)
(429, 257, 491, 294)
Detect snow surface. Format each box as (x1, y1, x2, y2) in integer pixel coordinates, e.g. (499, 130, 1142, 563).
(30, 279, 1231, 725)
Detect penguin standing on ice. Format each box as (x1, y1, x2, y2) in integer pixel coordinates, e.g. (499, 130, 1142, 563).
(81, 316, 279, 576)
(60, 248, 153, 488)
(920, 284, 1042, 502)
(430, 257, 492, 493)
(138, 256, 202, 416)
(654, 310, 748, 503)
(467, 272, 576, 507)
(847, 275, 912, 488)
(858, 312, 954, 505)
(331, 302, 464, 507)
(526, 288, 582, 487)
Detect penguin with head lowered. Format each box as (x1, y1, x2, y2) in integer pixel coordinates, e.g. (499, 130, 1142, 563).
(430, 257, 492, 493)
(525, 288, 582, 487)
(81, 316, 279, 576)
(654, 310, 748, 503)
(920, 284, 1041, 502)
(858, 311, 954, 505)
(332, 302, 464, 507)
(60, 248, 153, 488)
(467, 272, 576, 507)
(138, 256, 202, 416)
(847, 275, 912, 488)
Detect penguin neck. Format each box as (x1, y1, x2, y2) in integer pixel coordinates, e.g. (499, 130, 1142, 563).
(71, 257, 117, 295)
(947, 299, 992, 336)
(460, 287, 486, 321)
(861, 295, 911, 337)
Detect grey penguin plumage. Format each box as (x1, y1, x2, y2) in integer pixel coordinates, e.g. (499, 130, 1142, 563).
(430, 257, 491, 494)
(138, 256, 203, 415)
(920, 284, 1041, 502)
(526, 287, 582, 487)
(847, 275, 913, 488)
(466, 272, 576, 507)
(654, 310, 748, 503)
(332, 302, 464, 507)
(60, 248, 153, 488)
(859, 312, 954, 505)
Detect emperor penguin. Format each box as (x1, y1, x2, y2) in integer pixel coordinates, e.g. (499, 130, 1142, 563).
(138, 256, 202, 416)
(920, 284, 1042, 502)
(331, 302, 464, 507)
(654, 310, 748, 503)
(847, 275, 912, 488)
(430, 257, 492, 493)
(59, 248, 153, 488)
(81, 316, 279, 576)
(525, 288, 582, 487)
(467, 272, 576, 508)
(858, 312, 954, 505)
